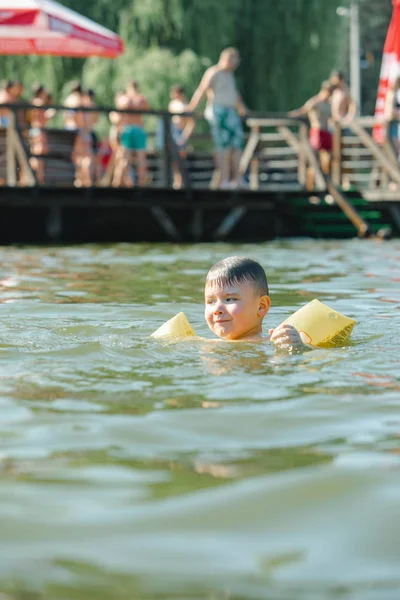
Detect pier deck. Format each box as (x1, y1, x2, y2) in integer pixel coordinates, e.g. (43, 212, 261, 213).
(1, 108, 399, 243)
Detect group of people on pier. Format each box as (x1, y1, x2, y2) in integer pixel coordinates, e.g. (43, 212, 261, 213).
(1, 48, 396, 190)
(0, 47, 249, 189)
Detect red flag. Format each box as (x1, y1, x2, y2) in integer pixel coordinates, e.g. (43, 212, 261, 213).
(373, 0, 400, 144)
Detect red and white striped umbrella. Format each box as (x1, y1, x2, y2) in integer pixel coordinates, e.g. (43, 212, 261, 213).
(373, 0, 400, 143)
(0, 0, 124, 58)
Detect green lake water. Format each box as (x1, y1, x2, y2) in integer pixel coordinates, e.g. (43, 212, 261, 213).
(1, 239, 400, 600)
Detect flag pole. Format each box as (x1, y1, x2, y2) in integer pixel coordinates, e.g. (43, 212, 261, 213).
(350, 0, 361, 113)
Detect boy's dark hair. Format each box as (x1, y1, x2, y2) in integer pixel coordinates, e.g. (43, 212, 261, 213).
(32, 83, 45, 97)
(128, 80, 139, 92)
(70, 80, 82, 94)
(330, 70, 344, 81)
(170, 84, 184, 95)
(206, 256, 269, 296)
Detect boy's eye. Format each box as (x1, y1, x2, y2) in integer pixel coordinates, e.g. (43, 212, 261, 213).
(226, 297, 237, 302)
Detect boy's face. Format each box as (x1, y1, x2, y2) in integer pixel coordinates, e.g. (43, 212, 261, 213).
(204, 280, 270, 341)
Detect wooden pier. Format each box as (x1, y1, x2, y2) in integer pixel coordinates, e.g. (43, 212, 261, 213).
(1, 105, 399, 243)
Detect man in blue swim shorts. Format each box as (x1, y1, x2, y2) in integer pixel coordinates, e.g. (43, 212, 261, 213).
(188, 47, 247, 189)
(115, 81, 149, 186)
(120, 123, 147, 152)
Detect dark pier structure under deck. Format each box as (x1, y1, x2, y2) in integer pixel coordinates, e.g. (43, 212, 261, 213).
(0, 185, 397, 244)
(1, 108, 400, 243)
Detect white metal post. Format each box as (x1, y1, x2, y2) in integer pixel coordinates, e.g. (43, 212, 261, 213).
(350, 0, 361, 113)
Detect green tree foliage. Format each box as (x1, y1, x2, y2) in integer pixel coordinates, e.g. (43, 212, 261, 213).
(0, 0, 350, 111)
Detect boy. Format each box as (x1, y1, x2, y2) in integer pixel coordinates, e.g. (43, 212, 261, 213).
(187, 47, 247, 189)
(168, 85, 195, 189)
(204, 256, 306, 350)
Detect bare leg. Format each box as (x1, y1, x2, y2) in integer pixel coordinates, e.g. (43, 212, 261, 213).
(80, 154, 94, 187)
(230, 149, 242, 184)
(320, 150, 331, 175)
(37, 158, 45, 185)
(219, 150, 231, 187)
(136, 150, 147, 186)
(306, 166, 315, 191)
(172, 163, 182, 189)
(112, 147, 127, 187)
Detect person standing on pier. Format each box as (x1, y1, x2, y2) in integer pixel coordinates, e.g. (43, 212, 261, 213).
(187, 47, 247, 189)
(64, 82, 94, 187)
(29, 84, 51, 185)
(63, 81, 82, 131)
(168, 85, 195, 189)
(329, 71, 357, 126)
(0, 81, 26, 129)
(289, 81, 334, 189)
(329, 71, 358, 189)
(83, 89, 100, 183)
(113, 81, 150, 187)
(0, 81, 15, 127)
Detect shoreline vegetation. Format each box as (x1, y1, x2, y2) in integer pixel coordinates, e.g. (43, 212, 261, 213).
(0, 0, 392, 116)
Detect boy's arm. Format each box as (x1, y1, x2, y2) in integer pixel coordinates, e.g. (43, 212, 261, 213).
(236, 93, 247, 117)
(109, 110, 120, 125)
(140, 96, 150, 112)
(180, 118, 196, 142)
(110, 95, 128, 125)
(188, 68, 215, 112)
(343, 91, 358, 123)
(269, 323, 312, 352)
(289, 96, 317, 118)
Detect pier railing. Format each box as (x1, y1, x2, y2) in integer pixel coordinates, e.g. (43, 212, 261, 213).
(1, 103, 400, 194)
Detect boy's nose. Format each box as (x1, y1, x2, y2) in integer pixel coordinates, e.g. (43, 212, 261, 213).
(213, 303, 225, 315)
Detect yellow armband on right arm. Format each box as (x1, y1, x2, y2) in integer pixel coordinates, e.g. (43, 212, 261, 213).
(280, 299, 356, 348)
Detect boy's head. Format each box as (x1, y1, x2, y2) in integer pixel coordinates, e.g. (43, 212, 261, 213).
(204, 256, 271, 341)
(170, 85, 185, 100)
(127, 80, 140, 95)
(329, 70, 345, 88)
(219, 47, 240, 71)
(320, 80, 334, 100)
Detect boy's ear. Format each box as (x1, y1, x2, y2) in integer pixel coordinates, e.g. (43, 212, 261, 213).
(258, 295, 271, 317)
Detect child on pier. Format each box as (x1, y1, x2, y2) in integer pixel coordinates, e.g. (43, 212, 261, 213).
(289, 81, 334, 189)
(29, 84, 54, 185)
(204, 256, 306, 350)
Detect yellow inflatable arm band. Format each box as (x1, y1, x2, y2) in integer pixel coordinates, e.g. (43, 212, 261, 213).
(151, 299, 356, 348)
(151, 312, 197, 339)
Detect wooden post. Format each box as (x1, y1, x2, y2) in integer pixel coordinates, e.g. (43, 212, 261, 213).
(161, 113, 173, 188)
(213, 207, 247, 240)
(13, 124, 36, 186)
(331, 122, 342, 186)
(151, 206, 180, 240)
(6, 111, 17, 187)
(298, 123, 308, 186)
(46, 206, 63, 239)
(383, 125, 400, 188)
(249, 158, 259, 190)
(239, 125, 260, 178)
(190, 208, 203, 240)
(326, 178, 370, 237)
